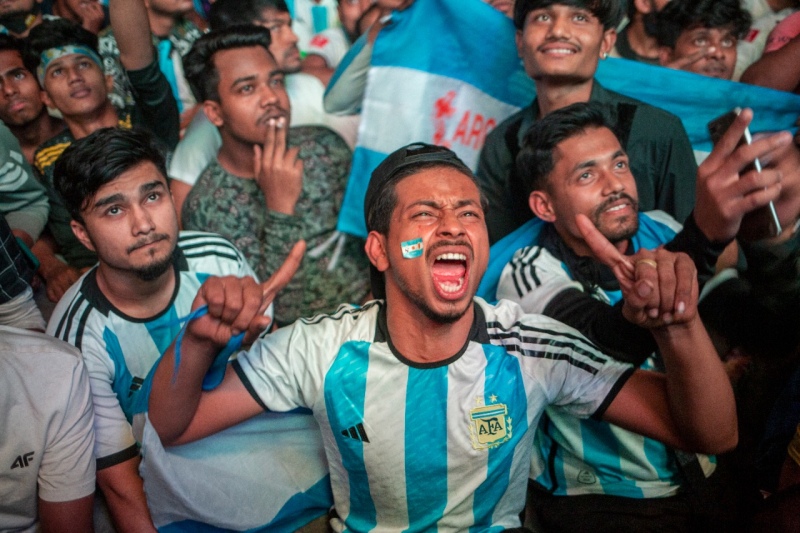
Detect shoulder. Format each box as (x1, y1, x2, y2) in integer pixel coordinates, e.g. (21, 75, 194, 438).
(477, 298, 597, 348)
(46, 270, 105, 345)
(177, 231, 249, 272)
(0, 326, 82, 366)
(291, 125, 351, 157)
(484, 105, 531, 145)
(33, 132, 73, 176)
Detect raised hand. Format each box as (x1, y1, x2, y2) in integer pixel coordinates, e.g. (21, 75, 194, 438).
(695, 108, 792, 242)
(576, 214, 697, 329)
(187, 240, 306, 347)
(254, 117, 304, 216)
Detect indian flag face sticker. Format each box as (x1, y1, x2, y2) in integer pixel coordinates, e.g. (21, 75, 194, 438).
(401, 238, 424, 259)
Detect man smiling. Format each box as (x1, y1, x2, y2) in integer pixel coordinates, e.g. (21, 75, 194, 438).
(491, 102, 789, 530)
(477, 0, 698, 244)
(150, 142, 739, 531)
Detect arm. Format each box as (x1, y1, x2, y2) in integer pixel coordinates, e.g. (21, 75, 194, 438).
(108, 0, 154, 71)
(254, 119, 307, 325)
(149, 244, 305, 445)
(740, 35, 800, 93)
(97, 457, 156, 533)
(38, 352, 96, 532)
(0, 124, 49, 244)
(32, 233, 83, 303)
(39, 495, 94, 533)
(578, 214, 737, 454)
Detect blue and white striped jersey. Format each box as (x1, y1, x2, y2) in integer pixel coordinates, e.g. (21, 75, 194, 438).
(47, 231, 332, 531)
(235, 297, 634, 530)
(496, 212, 715, 498)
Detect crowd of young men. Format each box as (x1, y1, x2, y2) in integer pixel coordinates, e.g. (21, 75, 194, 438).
(2, 0, 800, 531)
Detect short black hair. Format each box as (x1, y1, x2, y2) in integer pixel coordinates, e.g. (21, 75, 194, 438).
(654, 0, 751, 49)
(183, 26, 273, 103)
(517, 102, 615, 194)
(514, 0, 624, 31)
(22, 18, 99, 75)
(54, 128, 168, 224)
(209, 0, 289, 30)
(0, 33, 25, 55)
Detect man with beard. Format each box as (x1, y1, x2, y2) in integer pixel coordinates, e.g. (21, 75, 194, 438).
(0, 0, 52, 37)
(148, 141, 739, 530)
(610, 0, 670, 64)
(47, 127, 332, 533)
(655, 0, 751, 80)
(477, 0, 699, 244)
(180, 26, 371, 325)
(26, 0, 179, 302)
(490, 102, 790, 530)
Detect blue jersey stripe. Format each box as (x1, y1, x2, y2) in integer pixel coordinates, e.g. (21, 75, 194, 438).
(404, 366, 448, 530)
(472, 344, 528, 529)
(324, 341, 377, 530)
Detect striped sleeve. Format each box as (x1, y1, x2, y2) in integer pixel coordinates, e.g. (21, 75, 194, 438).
(496, 244, 583, 314)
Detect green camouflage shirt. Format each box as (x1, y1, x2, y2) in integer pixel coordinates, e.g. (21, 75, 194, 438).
(182, 125, 370, 325)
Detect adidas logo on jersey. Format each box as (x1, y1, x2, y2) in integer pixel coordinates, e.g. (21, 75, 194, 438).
(341, 423, 370, 443)
(11, 451, 34, 469)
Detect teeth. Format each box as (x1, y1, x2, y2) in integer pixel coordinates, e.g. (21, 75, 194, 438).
(435, 253, 467, 261)
(606, 204, 627, 212)
(546, 48, 575, 54)
(439, 278, 465, 293)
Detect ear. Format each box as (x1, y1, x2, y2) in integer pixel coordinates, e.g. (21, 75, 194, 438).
(365, 231, 389, 273)
(657, 46, 673, 67)
(70, 220, 96, 252)
(515, 30, 524, 59)
(600, 28, 616, 57)
(204, 100, 224, 128)
(529, 190, 556, 223)
(40, 88, 53, 109)
(104, 74, 114, 94)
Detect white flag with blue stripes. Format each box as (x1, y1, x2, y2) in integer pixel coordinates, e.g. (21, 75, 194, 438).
(336, 0, 800, 238)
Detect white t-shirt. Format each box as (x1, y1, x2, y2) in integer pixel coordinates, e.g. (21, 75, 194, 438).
(0, 326, 95, 532)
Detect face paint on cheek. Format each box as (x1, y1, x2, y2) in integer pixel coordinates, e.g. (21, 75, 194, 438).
(401, 237, 424, 259)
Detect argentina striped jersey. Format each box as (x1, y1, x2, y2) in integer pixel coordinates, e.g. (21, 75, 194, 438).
(235, 297, 634, 530)
(47, 232, 332, 531)
(496, 213, 715, 498)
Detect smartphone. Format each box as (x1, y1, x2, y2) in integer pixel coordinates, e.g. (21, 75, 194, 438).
(707, 108, 782, 240)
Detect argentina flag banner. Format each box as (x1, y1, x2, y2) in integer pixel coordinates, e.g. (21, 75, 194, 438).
(336, 0, 800, 238)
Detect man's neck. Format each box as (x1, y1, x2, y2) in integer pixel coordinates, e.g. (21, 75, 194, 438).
(384, 292, 474, 365)
(216, 135, 257, 178)
(147, 9, 178, 38)
(64, 103, 119, 140)
(10, 112, 64, 164)
(535, 77, 595, 118)
(95, 262, 177, 319)
(623, 18, 660, 60)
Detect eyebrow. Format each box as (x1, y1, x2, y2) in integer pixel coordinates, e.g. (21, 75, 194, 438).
(230, 74, 258, 89)
(407, 198, 481, 210)
(92, 180, 165, 210)
(571, 149, 626, 173)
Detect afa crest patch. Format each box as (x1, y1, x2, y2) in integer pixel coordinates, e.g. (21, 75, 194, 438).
(469, 400, 511, 450)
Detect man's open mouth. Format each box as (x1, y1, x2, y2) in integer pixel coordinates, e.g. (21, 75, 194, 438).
(431, 252, 468, 295)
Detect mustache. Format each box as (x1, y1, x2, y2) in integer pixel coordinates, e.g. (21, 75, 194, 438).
(426, 239, 473, 260)
(127, 233, 169, 254)
(592, 193, 638, 219)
